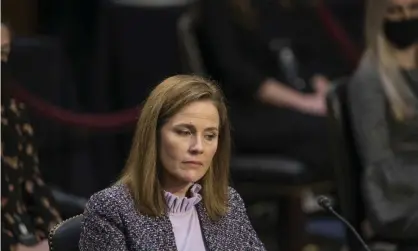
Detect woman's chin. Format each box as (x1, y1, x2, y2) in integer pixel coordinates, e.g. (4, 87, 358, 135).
(177, 171, 204, 184)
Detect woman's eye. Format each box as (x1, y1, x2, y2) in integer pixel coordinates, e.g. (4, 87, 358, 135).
(177, 130, 191, 136)
(205, 134, 217, 141)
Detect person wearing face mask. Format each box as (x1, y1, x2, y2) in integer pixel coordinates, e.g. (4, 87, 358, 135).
(1, 23, 62, 251)
(349, 0, 418, 248)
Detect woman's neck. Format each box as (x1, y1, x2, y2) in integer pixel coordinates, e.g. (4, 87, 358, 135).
(163, 181, 193, 197)
(394, 45, 418, 70)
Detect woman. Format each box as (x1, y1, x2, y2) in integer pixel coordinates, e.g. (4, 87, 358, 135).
(198, 0, 347, 171)
(79, 75, 266, 250)
(1, 23, 62, 251)
(349, 0, 418, 245)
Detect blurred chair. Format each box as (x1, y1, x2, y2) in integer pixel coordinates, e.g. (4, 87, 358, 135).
(177, 9, 206, 77)
(326, 79, 418, 250)
(326, 77, 365, 250)
(51, 188, 87, 220)
(178, 7, 334, 251)
(48, 215, 83, 251)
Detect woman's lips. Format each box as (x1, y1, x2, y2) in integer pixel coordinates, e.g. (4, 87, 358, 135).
(182, 161, 203, 166)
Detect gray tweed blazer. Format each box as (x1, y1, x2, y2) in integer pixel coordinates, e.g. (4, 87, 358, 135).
(79, 184, 266, 251)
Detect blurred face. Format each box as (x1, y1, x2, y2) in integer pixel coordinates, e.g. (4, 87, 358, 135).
(386, 0, 418, 20)
(1, 24, 11, 62)
(384, 0, 418, 49)
(159, 100, 219, 195)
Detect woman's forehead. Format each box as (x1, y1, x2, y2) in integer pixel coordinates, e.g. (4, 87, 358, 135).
(168, 101, 219, 127)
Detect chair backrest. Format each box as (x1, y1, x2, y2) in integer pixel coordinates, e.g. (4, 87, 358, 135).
(49, 215, 83, 251)
(177, 6, 207, 76)
(50, 188, 87, 220)
(326, 78, 366, 250)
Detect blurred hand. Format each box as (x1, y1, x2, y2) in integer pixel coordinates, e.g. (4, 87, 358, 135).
(258, 77, 327, 116)
(16, 240, 49, 251)
(299, 93, 327, 116)
(311, 74, 331, 97)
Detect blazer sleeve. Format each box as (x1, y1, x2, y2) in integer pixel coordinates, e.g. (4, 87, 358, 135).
(349, 61, 394, 174)
(200, 0, 268, 99)
(79, 192, 128, 251)
(228, 187, 266, 250)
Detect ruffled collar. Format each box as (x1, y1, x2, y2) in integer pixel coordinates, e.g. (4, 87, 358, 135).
(164, 183, 202, 214)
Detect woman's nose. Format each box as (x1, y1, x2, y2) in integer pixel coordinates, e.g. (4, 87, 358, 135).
(189, 136, 204, 154)
(403, 6, 414, 19)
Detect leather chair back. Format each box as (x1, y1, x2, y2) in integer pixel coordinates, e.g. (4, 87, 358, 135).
(49, 215, 83, 251)
(326, 78, 366, 250)
(177, 6, 207, 76)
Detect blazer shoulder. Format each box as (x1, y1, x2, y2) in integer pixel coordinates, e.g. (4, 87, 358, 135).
(85, 184, 132, 216)
(227, 186, 244, 205)
(228, 186, 238, 195)
(349, 51, 381, 92)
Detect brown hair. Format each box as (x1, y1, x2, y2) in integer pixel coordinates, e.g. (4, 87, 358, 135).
(119, 75, 231, 221)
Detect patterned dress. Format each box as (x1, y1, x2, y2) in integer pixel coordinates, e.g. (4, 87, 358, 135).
(1, 95, 62, 251)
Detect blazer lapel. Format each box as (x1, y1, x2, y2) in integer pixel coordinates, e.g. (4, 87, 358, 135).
(195, 202, 214, 251)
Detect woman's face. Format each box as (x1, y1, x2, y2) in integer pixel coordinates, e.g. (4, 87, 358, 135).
(386, 0, 418, 21)
(1, 24, 11, 62)
(383, 0, 418, 49)
(159, 100, 219, 192)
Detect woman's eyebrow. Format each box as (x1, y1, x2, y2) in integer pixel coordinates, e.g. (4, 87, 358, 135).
(205, 127, 219, 132)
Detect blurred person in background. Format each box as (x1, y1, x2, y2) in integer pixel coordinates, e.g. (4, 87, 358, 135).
(2, 23, 62, 251)
(349, 0, 418, 248)
(198, 0, 349, 172)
